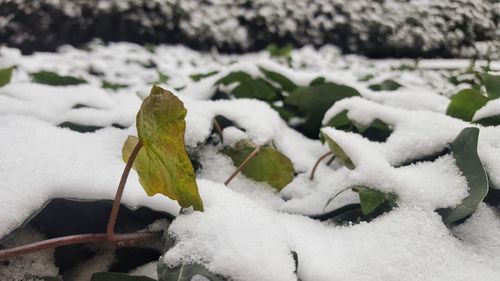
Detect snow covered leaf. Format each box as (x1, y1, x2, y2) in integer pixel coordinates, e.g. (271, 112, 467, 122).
(123, 86, 203, 211)
(322, 132, 355, 169)
(91, 272, 156, 281)
(309, 77, 326, 86)
(285, 82, 360, 138)
(0, 66, 13, 87)
(355, 187, 397, 215)
(267, 43, 293, 58)
(259, 67, 297, 92)
(325, 110, 392, 142)
(446, 89, 488, 121)
(102, 80, 127, 90)
(368, 79, 402, 91)
(190, 70, 218, 81)
(215, 71, 278, 101)
(232, 79, 277, 101)
(481, 73, 500, 99)
(158, 262, 226, 281)
(215, 71, 252, 85)
(475, 115, 500, 127)
(223, 141, 294, 191)
(30, 71, 87, 86)
(438, 127, 488, 225)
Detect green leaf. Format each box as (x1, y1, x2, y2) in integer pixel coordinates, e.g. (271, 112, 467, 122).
(285, 82, 360, 138)
(259, 67, 297, 92)
(309, 77, 326, 86)
(368, 79, 402, 91)
(355, 187, 396, 215)
(324, 110, 392, 142)
(215, 71, 252, 85)
(0, 66, 14, 87)
(102, 80, 127, 90)
(190, 71, 219, 82)
(156, 71, 170, 84)
(232, 79, 277, 101)
(30, 71, 87, 86)
(475, 115, 500, 127)
(58, 122, 103, 133)
(223, 141, 294, 191)
(358, 74, 374, 82)
(438, 127, 489, 225)
(267, 43, 293, 58)
(91, 272, 156, 281)
(321, 131, 355, 169)
(158, 262, 226, 281)
(446, 89, 489, 121)
(122, 86, 203, 211)
(481, 73, 500, 99)
(324, 110, 352, 130)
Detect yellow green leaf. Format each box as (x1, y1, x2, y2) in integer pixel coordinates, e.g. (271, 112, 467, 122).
(223, 141, 294, 191)
(123, 85, 203, 211)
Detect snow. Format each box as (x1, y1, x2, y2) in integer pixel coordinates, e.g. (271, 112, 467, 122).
(1, 42, 500, 280)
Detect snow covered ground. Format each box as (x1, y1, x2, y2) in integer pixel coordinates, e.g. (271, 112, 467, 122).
(0, 42, 500, 280)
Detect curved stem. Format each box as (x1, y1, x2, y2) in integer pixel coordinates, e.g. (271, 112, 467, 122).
(107, 141, 143, 241)
(0, 232, 160, 261)
(309, 151, 333, 181)
(224, 146, 261, 186)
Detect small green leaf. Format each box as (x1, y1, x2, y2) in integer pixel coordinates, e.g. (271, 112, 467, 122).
(122, 86, 203, 211)
(358, 74, 374, 82)
(102, 80, 127, 90)
(232, 79, 277, 101)
(158, 262, 225, 281)
(285, 82, 360, 138)
(324, 110, 352, 130)
(0, 66, 14, 87)
(481, 73, 500, 99)
(446, 89, 489, 121)
(309, 77, 326, 86)
(31, 71, 87, 86)
(321, 131, 355, 169)
(259, 67, 297, 92)
(475, 115, 500, 127)
(368, 79, 402, 91)
(58, 122, 103, 133)
(215, 71, 252, 85)
(91, 272, 156, 281)
(438, 127, 489, 225)
(355, 187, 396, 215)
(324, 110, 392, 142)
(156, 71, 170, 84)
(267, 43, 293, 58)
(223, 141, 294, 191)
(190, 71, 219, 82)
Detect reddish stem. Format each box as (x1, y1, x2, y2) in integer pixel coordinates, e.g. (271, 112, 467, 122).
(0, 139, 149, 261)
(0, 232, 159, 261)
(107, 141, 143, 241)
(224, 146, 261, 186)
(309, 151, 334, 181)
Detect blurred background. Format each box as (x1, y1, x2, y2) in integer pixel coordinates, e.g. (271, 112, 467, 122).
(1, 0, 499, 58)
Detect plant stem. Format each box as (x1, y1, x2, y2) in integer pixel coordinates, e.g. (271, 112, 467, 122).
(107, 141, 143, 241)
(326, 155, 336, 166)
(224, 146, 261, 186)
(309, 151, 334, 181)
(212, 119, 224, 143)
(0, 232, 160, 261)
